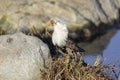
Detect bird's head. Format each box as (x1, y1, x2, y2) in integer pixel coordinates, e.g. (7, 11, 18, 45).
(45, 19, 67, 31)
(45, 18, 68, 47)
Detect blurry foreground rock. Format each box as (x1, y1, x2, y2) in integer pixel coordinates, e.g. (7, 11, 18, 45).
(0, 32, 52, 80)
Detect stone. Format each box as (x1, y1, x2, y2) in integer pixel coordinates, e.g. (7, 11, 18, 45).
(0, 32, 52, 80)
(0, 0, 119, 32)
(0, 0, 120, 42)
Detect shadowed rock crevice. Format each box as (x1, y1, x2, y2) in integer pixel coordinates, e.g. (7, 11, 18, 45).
(94, 0, 109, 22)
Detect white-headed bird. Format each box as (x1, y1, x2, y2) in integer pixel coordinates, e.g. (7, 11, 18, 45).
(45, 19, 68, 47)
(44, 18, 86, 65)
(44, 18, 85, 57)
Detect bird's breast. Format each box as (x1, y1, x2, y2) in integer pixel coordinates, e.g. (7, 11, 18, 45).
(52, 29, 68, 47)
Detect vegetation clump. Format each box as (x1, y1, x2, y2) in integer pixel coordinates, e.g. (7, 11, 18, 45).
(41, 54, 113, 80)
(28, 26, 114, 80)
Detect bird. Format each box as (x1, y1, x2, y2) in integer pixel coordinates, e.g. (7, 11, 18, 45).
(44, 18, 85, 54)
(44, 18, 86, 65)
(45, 18, 68, 47)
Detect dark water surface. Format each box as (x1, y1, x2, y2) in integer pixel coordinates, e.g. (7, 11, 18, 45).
(84, 30, 120, 65)
(84, 30, 120, 80)
(103, 30, 120, 65)
(84, 30, 120, 79)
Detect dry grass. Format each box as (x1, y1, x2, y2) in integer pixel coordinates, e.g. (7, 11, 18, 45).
(0, 26, 114, 80)
(26, 26, 113, 80)
(41, 54, 113, 80)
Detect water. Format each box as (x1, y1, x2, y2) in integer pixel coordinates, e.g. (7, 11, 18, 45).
(84, 30, 120, 65)
(84, 30, 120, 79)
(103, 30, 120, 65)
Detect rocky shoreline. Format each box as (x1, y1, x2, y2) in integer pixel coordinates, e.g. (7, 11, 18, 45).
(0, 0, 120, 80)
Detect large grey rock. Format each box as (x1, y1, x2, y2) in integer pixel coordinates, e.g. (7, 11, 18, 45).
(0, 0, 119, 33)
(0, 32, 52, 80)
